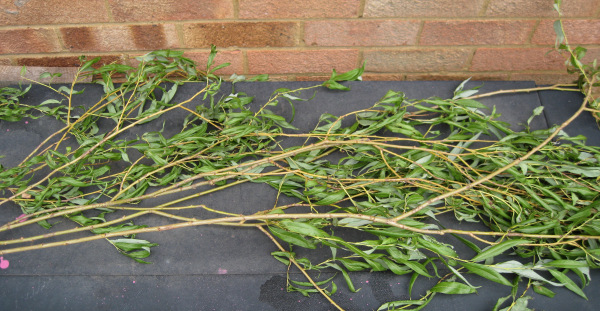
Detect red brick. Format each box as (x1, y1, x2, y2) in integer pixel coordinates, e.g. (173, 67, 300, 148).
(247, 49, 359, 74)
(364, 0, 486, 17)
(305, 20, 419, 47)
(581, 48, 600, 64)
(509, 73, 575, 84)
(239, 0, 359, 19)
(360, 73, 405, 81)
(532, 20, 600, 45)
(363, 49, 471, 73)
(183, 22, 299, 48)
(60, 24, 179, 52)
(0, 28, 61, 54)
(470, 48, 566, 71)
(15, 55, 126, 68)
(0, 65, 91, 84)
(486, 0, 599, 17)
(107, 0, 233, 22)
(405, 73, 510, 81)
(420, 20, 535, 46)
(256, 75, 295, 81)
(0, 0, 109, 25)
(184, 50, 244, 75)
(295, 75, 333, 81)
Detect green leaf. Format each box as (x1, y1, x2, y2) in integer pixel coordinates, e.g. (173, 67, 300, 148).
(430, 282, 477, 294)
(548, 269, 588, 300)
(322, 80, 350, 91)
(377, 300, 425, 311)
(417, 237, 458, 258)
(409, 272, 418, 297)
(500, 296, 532, 311)
(493, 295, 511, 311)
(337, 218, 372, 227)
(340, 268, 359, 292)
(533, 284, 555, 298)
(459, 261, 512, 286)
(280, 221, 330, 238)
(381, 258, 411, 275)
(269, 226, 316, 249)
(338, 258, 370, 271)
(492, 261, 562, 286)
(471, 239, 530, 262)
(291, 275, 335, 287)
(110, 239, 157, 252)
(57, 177, 89, 187)
(395, 258, 432, 278)
(544, 260, 589, 269)
(314, 190, 346, 205)
(554, 20, 565, 47)
(454, 99, 488, 109)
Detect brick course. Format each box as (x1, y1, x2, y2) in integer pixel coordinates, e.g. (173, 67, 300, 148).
(363, 0, 486, 17)
(183, 22, 300, 48)
(532, 20, 600, 45)
(420, 20, 536, 46)
(486, 0, 599, 17)
(0, 0, 109, 25)
(470, 48, 566, 71)
(15, 55, 126, 68)
(239, 0, 359, 19)
(61, 24, 180, 52)
(305, 20, 419, 47)
(108, 0, 234, 22)
(185, 50, 244, 75)
(364, 49, 472, 73)
(0, 28, 61, 54)
(247, 49, 358, 74)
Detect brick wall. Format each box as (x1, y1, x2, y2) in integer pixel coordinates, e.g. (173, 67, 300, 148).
(0, 0, 599, 84)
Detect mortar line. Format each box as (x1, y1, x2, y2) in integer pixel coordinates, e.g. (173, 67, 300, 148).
(52, 27, 68, 52)
(0, 16, 590, 31)
(464, 47, 477, 72)
(103, 0, 115, 23)
(298, 21, 305, 47)
(175, 24, 186, 49)
(232, 0, 239, 19)
(242, 50, 248, 75)
(357, 0, 366, 18)
(415, 20, 425, 46)
(5, 43, 600, 60)
(479, 0, 492, 16)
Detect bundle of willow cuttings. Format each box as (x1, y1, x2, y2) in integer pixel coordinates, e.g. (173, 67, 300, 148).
(1, 8, 600, 311)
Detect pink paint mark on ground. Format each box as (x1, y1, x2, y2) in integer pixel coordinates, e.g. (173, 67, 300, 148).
(16, 214, 27, 223)
(217, 268, 227, 274)
(25, 121, 28, 124)
(365, 280, 369, 283)
(133, 281, 136, 284)
(0, 257, 9, 269)
(6, 129, 9, 132)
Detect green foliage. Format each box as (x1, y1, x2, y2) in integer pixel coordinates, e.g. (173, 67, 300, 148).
(0, 8, 599, 309)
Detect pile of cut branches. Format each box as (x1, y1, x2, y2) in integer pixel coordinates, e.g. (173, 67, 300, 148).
(1, 2, 600, 310)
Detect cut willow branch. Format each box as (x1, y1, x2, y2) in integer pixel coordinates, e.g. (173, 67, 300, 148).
(392, 76, 596, 223)
(2, 212, 599, 256)
(257, 225, 344, 311)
